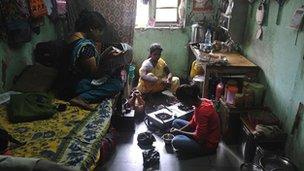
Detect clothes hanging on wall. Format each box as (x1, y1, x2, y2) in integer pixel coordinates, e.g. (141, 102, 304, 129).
(0, 0, 31, 47)
(256, 0, 265, 40)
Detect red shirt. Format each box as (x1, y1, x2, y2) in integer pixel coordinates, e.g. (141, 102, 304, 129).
(189, 99, 220, 149)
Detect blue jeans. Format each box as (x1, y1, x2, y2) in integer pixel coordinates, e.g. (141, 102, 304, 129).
(171, 119, 203, 155)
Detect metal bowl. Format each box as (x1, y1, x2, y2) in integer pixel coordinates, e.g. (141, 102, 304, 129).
(240, 163, 264, 171)
(155, 112, 172, 120)
(259, 154, 297, 171)
(161, 133, 174, 144)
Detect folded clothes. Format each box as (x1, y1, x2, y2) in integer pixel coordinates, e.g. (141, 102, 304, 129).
(253, 124, 283, 138)
(247, 110, 280, 128)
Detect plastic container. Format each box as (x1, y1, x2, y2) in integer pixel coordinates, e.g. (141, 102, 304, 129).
(225, 80, 238, 105)
(215, 82, 224, 101)
(204, 28, 212, 50)
(128, 64, 135, 80)
(248, 82, 265, 107)
(243, 81, 255, 108)
(234, 93, 244, 108)
(243, 89, 255, 108)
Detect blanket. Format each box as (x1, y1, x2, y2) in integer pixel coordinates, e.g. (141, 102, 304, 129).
(0, 99, 113, 170)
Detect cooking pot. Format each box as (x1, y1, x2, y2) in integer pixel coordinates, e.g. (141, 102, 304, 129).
(161, 133, 174, 144)
(259, 154, 297, 171)
(240, 163, 264, 171)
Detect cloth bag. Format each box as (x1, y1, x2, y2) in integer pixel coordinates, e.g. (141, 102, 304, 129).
(8, 93, 57, 123)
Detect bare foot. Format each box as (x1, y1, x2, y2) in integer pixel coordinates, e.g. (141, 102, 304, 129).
(70, 97, 96, 111)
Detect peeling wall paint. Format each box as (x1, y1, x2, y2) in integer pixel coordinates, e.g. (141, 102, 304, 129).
(0, 18, 56, 92)
(242, 0, 304, 169)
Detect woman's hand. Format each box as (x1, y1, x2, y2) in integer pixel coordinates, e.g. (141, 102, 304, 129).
(107, 47, 125, 58)
(170, 128, 179, 134)
(161, 78, 170, 88)
(161, 78, 169, 83)
(166, 77, 172, 84)
(167, 73, 173, 83)
(144, 73, 158, 82)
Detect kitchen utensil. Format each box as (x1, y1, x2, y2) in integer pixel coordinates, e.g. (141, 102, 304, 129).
(240, 163, 264, 171)
(259, 154, 297, 171)
(275, 0, 286, 25)
(161, 133, 174, 144)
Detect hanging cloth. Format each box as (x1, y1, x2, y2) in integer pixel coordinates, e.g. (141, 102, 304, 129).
(255, 0, 265, 40)
(178, 0, 186, 27)
(28, 0, 48, 18)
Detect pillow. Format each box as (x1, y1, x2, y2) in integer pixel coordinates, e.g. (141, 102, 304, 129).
(11, 63, 58, 93)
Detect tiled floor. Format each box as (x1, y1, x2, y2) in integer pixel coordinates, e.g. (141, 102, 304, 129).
(96, 121, 245, 171)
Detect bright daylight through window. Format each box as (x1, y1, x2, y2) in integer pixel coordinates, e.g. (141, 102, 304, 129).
(135, 0, 179, 28)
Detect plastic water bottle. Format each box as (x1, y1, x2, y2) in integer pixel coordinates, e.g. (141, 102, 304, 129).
(204, 28, 212, 50)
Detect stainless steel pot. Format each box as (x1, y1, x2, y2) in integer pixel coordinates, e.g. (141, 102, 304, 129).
(240, 163, 264, 171)
(259, 154, 297, 171)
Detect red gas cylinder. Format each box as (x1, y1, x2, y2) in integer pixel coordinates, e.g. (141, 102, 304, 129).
(224, 80, 238, 105)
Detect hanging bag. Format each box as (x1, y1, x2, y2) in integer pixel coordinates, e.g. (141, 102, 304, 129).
(0, 0, 32, 47)
(28, 0, 48, 18)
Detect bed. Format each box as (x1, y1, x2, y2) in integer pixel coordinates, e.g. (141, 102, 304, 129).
(0, 98, 113, 171)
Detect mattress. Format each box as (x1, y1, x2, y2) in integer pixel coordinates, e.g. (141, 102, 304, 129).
(0, 99, 113, 170)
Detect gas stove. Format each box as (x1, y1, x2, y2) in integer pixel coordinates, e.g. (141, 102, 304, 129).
(146, 102, 194, 130)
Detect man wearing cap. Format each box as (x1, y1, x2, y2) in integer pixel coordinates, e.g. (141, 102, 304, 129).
(137, 43, 180, 94)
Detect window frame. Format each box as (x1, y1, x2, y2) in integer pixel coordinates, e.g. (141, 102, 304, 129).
(149, 0, 180, 27)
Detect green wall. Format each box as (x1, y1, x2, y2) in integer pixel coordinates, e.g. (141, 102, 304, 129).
(242, 0, 304, 169)
(133, 0, 219, 79)
(133, 28, 191, 78)
(0, 18, 56, 92)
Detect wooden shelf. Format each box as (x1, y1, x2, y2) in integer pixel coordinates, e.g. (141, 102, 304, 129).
(189, 45, 260, 98)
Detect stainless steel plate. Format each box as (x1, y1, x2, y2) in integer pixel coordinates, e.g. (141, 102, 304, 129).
(240, 163, 264, 171)
(259, 155, 297, 171)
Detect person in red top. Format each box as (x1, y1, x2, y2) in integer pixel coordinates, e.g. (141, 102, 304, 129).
(170, 84, 220, 155)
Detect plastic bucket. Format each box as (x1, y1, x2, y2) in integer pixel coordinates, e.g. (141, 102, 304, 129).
(128, 64, 135, 79)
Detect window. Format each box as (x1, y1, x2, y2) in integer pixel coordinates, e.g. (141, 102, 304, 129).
(135, 0, 180, 28)
(135, 0, 149, 27)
